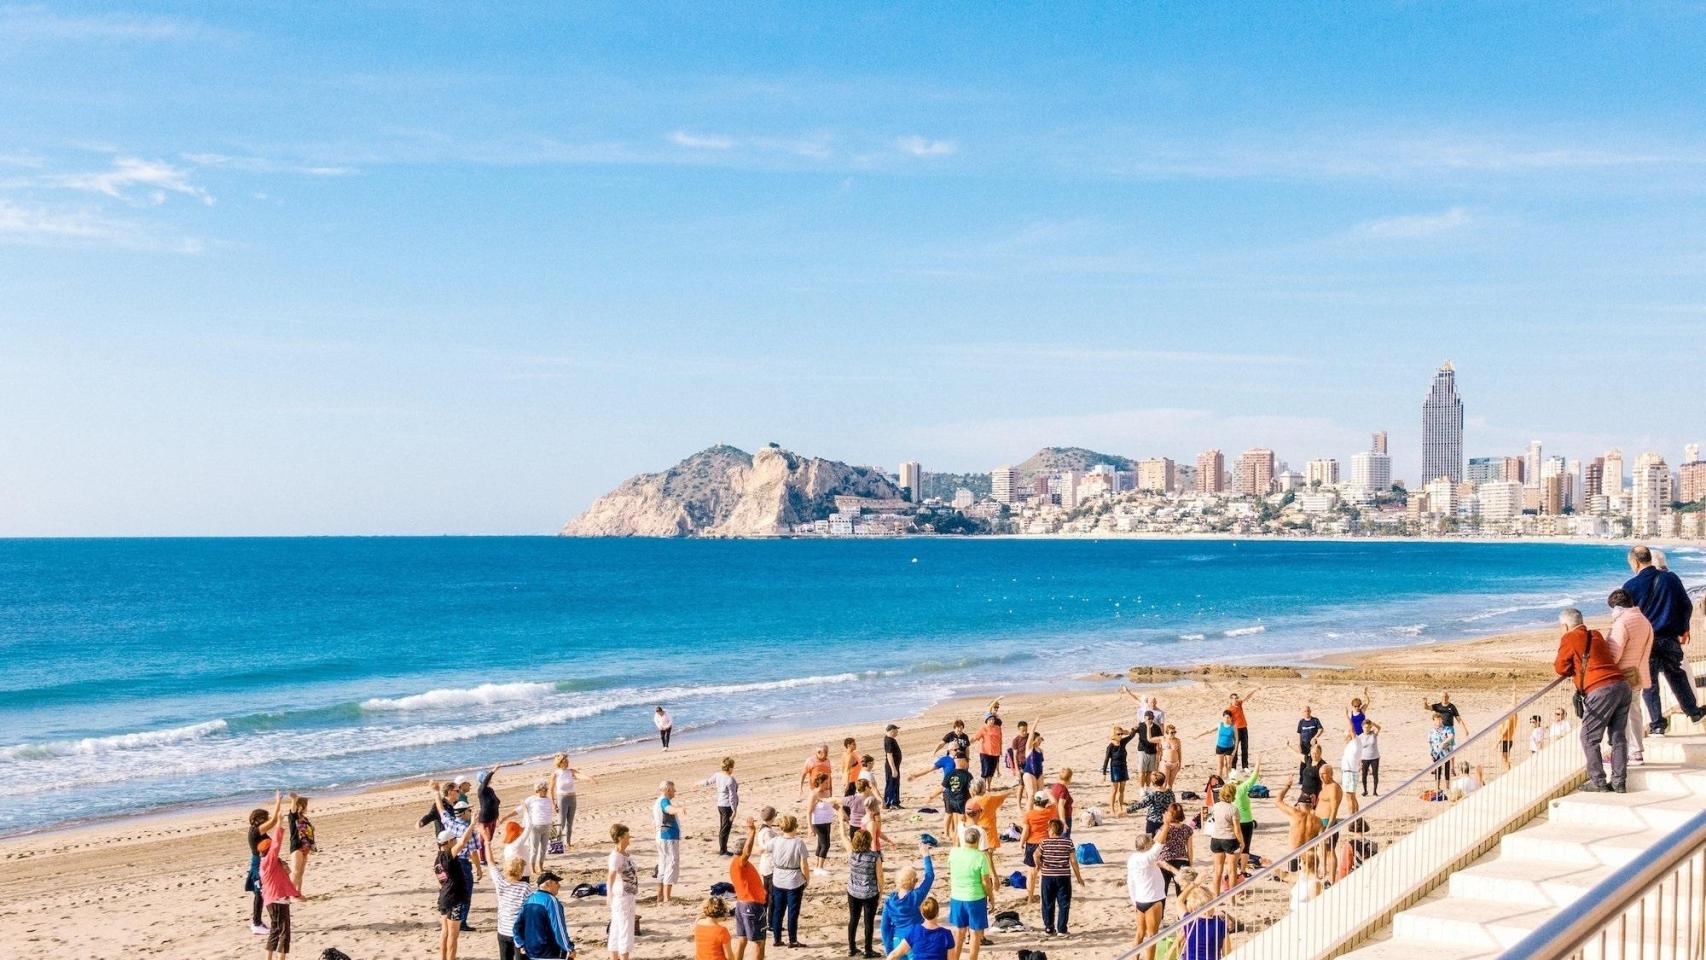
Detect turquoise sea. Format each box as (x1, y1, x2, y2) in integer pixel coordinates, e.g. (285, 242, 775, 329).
(1, 537, 1696, 834)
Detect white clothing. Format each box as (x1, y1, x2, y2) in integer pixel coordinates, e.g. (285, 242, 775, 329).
(1341, 738, 1362, 770)
(654, 710, 673, 731)
(1550, 719, 1572, 741)
(1141, 704, 1166, 728)
(1356, 731, 1381, 760)
(767, 835, 809, 890)
(1290, 877, 1320, 909)
(1529, 727, 1546, 753)
(1127, 846, 1167, 904)
(755, 824, 780, 877)
(554, 768, 576, 794)
(657, 838, 680, 884)
(1207, 801, 1239, 841)
(702, 771, 739, 809)
(608, 862, 637, 955)
(521, 795, 555, 829)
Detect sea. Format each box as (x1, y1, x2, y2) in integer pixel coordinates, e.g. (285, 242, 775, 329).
(1, 537, 1700, 835)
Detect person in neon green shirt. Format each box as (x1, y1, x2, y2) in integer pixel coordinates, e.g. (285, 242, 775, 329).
(1233, 762, 1261, 875)
(946, 827, 993, 960)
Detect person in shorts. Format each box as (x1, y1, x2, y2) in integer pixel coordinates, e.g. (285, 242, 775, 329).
(730, 818, 769, 960)
(654, 780, 682, 905)
(925, 751, 973, 839)
(946, 827, 993, 960)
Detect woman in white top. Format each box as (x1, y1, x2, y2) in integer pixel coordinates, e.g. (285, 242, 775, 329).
(607, 823, 639, 960)
(766, 815, 811, 947)
(654, 705, 674, 751)
(552, 752, 593, 851)
(1205, 784, 1243, 897)
(1127, 833, 1177, 957)
(1356, 721, 1382, 797)
(1338, 730, 1361, 795)
(507, 781, 556, 876)
(1289, 849, 1323, 909)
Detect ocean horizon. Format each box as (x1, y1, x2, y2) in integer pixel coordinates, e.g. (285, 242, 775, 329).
(2, 536, 1698, 835)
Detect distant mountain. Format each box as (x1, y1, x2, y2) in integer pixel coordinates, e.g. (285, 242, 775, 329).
(1015, 446, 1133, 484)
(561, 444, 905, 538)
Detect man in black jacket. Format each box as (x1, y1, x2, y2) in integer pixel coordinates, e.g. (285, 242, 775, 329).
(1623, 546, 1702, 733)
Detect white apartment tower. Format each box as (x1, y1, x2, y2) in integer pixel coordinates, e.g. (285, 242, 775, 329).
(1478, 480, 1525, 523)
(898, 461, 923, 502)
(1632, 453, 1673, 537)
(1602, 449, 1625, 498)
(1305, 458, 1340, 486)
(1421, 362, 1465, 484)
(1526, 440, 1544, 489)
(991, 465, 1016, 504)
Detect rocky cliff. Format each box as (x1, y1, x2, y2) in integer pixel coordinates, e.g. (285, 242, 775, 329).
(561, 445, 905, 537)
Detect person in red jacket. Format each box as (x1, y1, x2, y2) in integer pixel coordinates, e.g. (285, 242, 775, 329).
(1554, 607, 1631, 793)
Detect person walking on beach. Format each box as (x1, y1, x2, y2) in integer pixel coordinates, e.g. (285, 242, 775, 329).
(1607, 588, 1654, 764)
(655, 706, 675, 751)
(693, 898, 733, 960)
(766, 816, 810, 948)
(513, 870, 575, 959)
(880, 844, 935, 953)
(606, 824, 639, 960)
(245, 794, 283, 936)
(1555, 606, 1632, 792)
(1036, 817, 1082, 938)
(947, 827, 993, 960)
(655, 780, 683, 904)
(281, 794, 317, 900)
(883, 724, 904, 810)
(1104, 725, 1138, 816)
(552, 753, 592, 851)
(1623, 545, 1702, 733)
(731, 818, 769, 960)
(702, 757, 741, 856)
(1228, 690, 1257, 770)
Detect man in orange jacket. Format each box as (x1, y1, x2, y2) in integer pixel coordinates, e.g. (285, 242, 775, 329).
(1554, 607, 1631, 793)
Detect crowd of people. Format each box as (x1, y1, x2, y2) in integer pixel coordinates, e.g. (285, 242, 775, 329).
(237, 546, 1696, 960)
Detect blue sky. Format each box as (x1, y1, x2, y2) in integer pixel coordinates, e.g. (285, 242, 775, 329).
(3, 2, 1705, 535)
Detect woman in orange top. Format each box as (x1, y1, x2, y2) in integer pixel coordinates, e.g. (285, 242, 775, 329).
(693, 896, 734, 960)
(965, 781, 1012, 868)
(843, 737, 862, 796)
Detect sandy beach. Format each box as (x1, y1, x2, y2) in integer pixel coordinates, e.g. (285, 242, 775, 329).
(0, 623, 1635, 960)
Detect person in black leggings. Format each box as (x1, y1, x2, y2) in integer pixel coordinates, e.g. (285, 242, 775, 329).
(244, 795, 282, 934)
(1358, 720, 1382, 797)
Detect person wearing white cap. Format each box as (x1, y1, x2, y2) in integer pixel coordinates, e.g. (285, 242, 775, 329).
(654, 780, 682, 904)
(434, 812, 479, 960)
(430, 781, 480, 933)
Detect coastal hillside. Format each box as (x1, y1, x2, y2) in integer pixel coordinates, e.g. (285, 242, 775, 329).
(1016, 445, 1133, 483)
(561, 444, 904, 537)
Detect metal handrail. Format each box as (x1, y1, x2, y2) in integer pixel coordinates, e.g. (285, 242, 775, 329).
(1118, 673, 1571, 960)
(1499, 810, 1706, 959)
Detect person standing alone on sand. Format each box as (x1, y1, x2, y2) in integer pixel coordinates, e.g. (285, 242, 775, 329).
(655, 780, 683, 904)
(655, 706, 675, 751)
(1555, 607, 1631, 792)
(702, 757, 740, 856)
(1104, 725, 1138, 816)
(1227, 690, 1256, 770)
(1623, 545, 1701, 734)
(1606, 588, 1654, 764)
(883, 724, 904, 810)
(552, 754, 592, 851)
(607, 824, 638, 960)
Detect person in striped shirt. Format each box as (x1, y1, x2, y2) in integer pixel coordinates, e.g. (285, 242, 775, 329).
(490, 856, 534, 960)
(1035, 819, 1082, 938)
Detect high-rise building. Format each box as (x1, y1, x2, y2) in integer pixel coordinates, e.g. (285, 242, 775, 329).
(1680, 461, 1706, 504)
(1233, 448, 1276, 497)
(1372, 431, 1388, 455)
(951, 488, 975, 510)
(1602, 449, 1625, 498)
(1054, 471, 1080, 510)
(1195, 449, 1225, 494)
(1525, 440, 1543, 489)
(1567, 459, 1583, 511)
(1632, 453, 1672, 536)
(1421, 362, 1465, 484)
(898, 461, 923, 503)
(1305, 458, 1339, 486)
(1350, 450, 1392, 494)
(991, 465, 1016, 505)
(1585, 458, 1605, 499)
(1542, 475, 1565, 515)
(1478, 481, 1525, 523)
(1467, 457, 1500, 484)
(1423, 477, 1458, 516)
(1687, 443, 1701, 465)
(1137, 457, 1175, 493)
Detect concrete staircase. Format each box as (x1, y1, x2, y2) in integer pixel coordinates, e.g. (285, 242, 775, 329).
(1338, 733, 1706, 960)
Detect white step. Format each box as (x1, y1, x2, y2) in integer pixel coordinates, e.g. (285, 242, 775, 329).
(1390, 895, 1556, 949)
(1336, 933, 1498, 960)
(1546, 789, 1706, 832)
(1628, 765, 1706, 793)
(1499, 820, 1672, 867)
(1446, 856, 1613, 909)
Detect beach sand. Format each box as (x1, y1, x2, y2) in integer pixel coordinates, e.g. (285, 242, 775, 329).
(0, 625, 1603, 959)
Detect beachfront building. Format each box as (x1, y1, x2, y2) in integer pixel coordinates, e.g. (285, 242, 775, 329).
(1421, 362, 1465, 484)
(898, 461, 923, 502)
(1233, 448, 1275, 496)
(1602, 449, 1624, 497)
(1631, 453, 1672, 536)
(1478, 480, 1524, 523)
(1680, 460, 1706, 504)
(1137, 457, 1175, 493)
(1423, 476, 1458, 516)
(1526, 440, 1544, 489)
(1195, 449, 1225, 493)
(1349, 449, 1392, 497)
(991, 465, 1016, 504)
(1305, 457, 1339, 486)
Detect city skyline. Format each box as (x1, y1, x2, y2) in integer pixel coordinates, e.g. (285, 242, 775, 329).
(6, 5, 1706, 535)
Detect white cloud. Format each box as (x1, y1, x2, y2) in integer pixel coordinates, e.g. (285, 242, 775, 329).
(0, 199, 202, 252)
(1351, 206, 1473, 240)
(181, 153, 356, 177)
(896, 135, 956, 157)
(23, 156, 213, 206)
(668, 131, 736, 150)
(0, 4, 227, 42)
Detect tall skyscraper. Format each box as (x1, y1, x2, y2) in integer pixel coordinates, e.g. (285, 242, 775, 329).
(1137, 457, 1175, 493)
(1632, 453, 1672, 536)
(1526, 440, 1544, 489)
(1371, 431, 1388, 455)
(1233, 448, 1276, 496)
(1421, 362, 1465, 484)
(1602, 449, 1625, 498)
(898, 461, 923, 502)
(1194, 449, 1225, 494)
(990, 465, 1016, 504)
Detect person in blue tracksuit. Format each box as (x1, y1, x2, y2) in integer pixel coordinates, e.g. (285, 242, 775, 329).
(514, 870, 575, 958)
(880, 849, 935, 952)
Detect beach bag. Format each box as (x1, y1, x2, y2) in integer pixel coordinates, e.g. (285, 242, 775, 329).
(1018, 951, 1048, 960)
(992, 909, 1025, 932)
(709, 881, 735, 897)
(919, 833, 940, 848)
(570, 882, 598, 899)
(548, 838, 565, 855)
(1001, 824, 1023, 842)
(1084, 807, 1104, 827)
(1248, 784, 1269, 799)
(1005, 871, 1027, 890)
(321, 951, 353, 960)
(1074, 842, 1102, 865)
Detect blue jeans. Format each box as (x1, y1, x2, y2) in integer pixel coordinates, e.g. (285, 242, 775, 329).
(884, 773, 901, 808)
(1643, 635, 1700, 727)
(1040, 875, 1072, 934)
(769, 884, 802, 943)
(455, 858, 474, 922)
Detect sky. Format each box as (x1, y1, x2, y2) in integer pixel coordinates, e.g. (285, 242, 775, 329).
(3, 2, 1705, 535)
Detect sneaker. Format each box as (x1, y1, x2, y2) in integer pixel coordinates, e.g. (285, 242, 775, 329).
(1578, 781, 1612, 793)
(251, 925, 268, 937)
(848, 948, 860, 957)
(1631, 756, 1645, 766)
(459, 923, 477, 933)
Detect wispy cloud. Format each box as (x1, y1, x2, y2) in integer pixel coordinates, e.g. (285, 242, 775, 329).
(12, 156, 214, 206)
(895, 135, 956, 157)
(668, 130, 735, 150)
(0, 198, 202, 252)
(951, 344, 1301, 370)
(180, 153, 355, 177)
(0, 4, 230, 43)
(1351, 206, 1473, 240)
